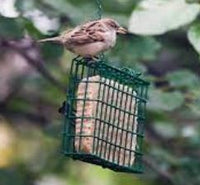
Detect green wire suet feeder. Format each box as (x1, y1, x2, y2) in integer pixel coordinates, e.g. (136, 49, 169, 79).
(61, 57, 149, 173)
(61, 0, 149, 174)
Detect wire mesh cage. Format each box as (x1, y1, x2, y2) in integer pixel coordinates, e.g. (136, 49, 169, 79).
(62, 57, 149, 173)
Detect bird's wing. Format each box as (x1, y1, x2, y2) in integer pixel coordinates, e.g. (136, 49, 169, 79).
(68, 21, 106, 45)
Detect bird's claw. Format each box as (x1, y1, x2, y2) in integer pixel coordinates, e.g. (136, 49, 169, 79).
(83, 56, 99, 65)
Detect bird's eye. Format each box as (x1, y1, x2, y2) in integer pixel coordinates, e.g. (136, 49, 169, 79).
(112, 23, 118, 28)
(107, 20, 119, 29)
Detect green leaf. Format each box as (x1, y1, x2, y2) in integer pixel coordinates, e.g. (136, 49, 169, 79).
(148, 88, 184, 111)
(187, 87, 200, 116)
(15, 0, 60, 35)
(188, 22, 200, 54)
(154, 121, 178, 139)
(15, 0, 36, 12)
(166, 69, 200, 88)
(108, 36, 161, 66)
(0, 0, 19, 18)
(186, 0, 200, 3)
(150, 147, 180, 165)
(129, 0, 200, 35)
(41, 43, 64, 62)
(0, 16, 24, 39)
(23, 18, 43, 38)
(42, 0, 86, 24)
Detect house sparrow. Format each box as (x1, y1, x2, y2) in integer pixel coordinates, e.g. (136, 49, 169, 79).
(39, 18, 127, 57)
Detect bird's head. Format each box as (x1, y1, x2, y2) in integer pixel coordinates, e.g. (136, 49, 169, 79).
(102, 18, 128, 34)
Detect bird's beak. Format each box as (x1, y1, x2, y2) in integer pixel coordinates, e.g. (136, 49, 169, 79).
(117, 27, 128, 34)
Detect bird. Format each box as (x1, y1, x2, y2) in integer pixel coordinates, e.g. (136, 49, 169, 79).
(38, 18, 127, 58)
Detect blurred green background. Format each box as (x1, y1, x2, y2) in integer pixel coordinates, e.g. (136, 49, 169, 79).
(0, 0, 200, 185)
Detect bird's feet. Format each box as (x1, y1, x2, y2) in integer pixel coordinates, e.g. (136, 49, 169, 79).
(83, 56, 99, 65)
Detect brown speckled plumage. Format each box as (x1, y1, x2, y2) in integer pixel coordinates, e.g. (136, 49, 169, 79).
(39, 18, 127, 57)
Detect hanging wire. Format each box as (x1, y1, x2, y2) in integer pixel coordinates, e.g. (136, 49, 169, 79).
(96, 0, 103, 19)
(95, 0, 106, 61)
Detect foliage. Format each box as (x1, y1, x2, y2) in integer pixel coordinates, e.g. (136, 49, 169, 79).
(129, 0, 200, 35)
(0, 0, 200, 185)
(129, 0, 200, 58)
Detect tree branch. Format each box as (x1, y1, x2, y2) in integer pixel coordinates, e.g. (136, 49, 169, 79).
(143, 157, 175, 185)
(0, 38, 66, 92)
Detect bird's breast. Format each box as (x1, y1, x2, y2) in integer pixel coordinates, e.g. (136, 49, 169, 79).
(71, 42, 107, 57)
(63, 30, 117, 57)
(104, 31, 117, 48)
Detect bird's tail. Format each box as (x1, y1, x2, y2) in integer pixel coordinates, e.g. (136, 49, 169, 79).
(38, 36, 61, 43)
